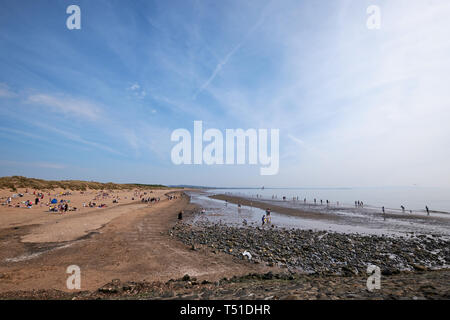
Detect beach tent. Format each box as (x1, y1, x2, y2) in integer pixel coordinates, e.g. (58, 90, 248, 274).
(51, 198, 58, 204)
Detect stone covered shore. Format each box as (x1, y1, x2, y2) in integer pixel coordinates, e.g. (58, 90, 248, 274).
(173, 222, 449, 276)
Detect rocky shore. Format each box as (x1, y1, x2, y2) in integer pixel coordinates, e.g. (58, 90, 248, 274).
(173, 222, 450, 276)
(2, 270, 449, 300)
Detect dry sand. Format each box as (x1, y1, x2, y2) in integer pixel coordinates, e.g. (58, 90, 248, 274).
(0, 188, 271, 294)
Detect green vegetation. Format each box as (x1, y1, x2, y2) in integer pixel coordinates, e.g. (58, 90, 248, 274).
(0, 176, 167, 191)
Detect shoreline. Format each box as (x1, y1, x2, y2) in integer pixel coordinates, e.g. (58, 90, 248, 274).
(210, 194, 449, 221)
(206, 194, 450, 238)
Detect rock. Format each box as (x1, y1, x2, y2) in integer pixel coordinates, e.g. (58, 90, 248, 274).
(161, 291, 174, 298)
(412, 264, 427, 271)
(182, 274, 190, 281)
(262, 272, 274, 280)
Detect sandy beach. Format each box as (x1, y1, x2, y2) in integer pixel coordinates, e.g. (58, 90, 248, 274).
(0, 187, 273, 296)
(0, 183, 448, 300)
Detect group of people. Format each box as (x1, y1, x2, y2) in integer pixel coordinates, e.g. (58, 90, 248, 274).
(381, 205, 431, 216)
(141, 197, 160, 203)
(49, 202, 72, 213)
(355, 201, 364, 207)
(82, 201, 107, 209)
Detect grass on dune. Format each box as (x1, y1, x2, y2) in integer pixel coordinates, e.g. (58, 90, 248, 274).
(0, 176, 168, 192)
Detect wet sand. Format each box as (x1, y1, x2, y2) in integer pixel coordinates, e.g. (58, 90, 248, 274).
(210, 194, 450, 228)
(210, 194, 341, 221)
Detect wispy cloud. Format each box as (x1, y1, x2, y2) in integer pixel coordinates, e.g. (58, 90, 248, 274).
(0, 160, 66, 169)
(0, 83, 17, 98)
(287, 134, 305, 146)
(26, 94, 102, 120)
(194, 2, 271, 98)
(127, 82, 147, 98)
(29, 121, 125, 156)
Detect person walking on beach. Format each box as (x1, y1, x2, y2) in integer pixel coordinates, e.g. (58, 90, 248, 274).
(265, 208, 271, 224)
(426, 206, 430, 216)
(382, 206, 386, 221)
(314, 198, 317, 205)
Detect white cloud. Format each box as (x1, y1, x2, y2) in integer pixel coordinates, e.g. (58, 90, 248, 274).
(27, 94, 102, 121)
(129, 83, 140, 91)
(276, 0, 450, 187)
(127, 82, 147, 99)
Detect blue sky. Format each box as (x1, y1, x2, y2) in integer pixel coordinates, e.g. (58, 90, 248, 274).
(1, 0, 449, 187)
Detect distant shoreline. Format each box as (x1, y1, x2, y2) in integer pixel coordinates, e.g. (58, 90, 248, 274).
(209, 193, 450, 222)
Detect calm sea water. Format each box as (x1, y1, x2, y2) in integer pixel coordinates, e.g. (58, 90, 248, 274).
(209, 187, 450, 213)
